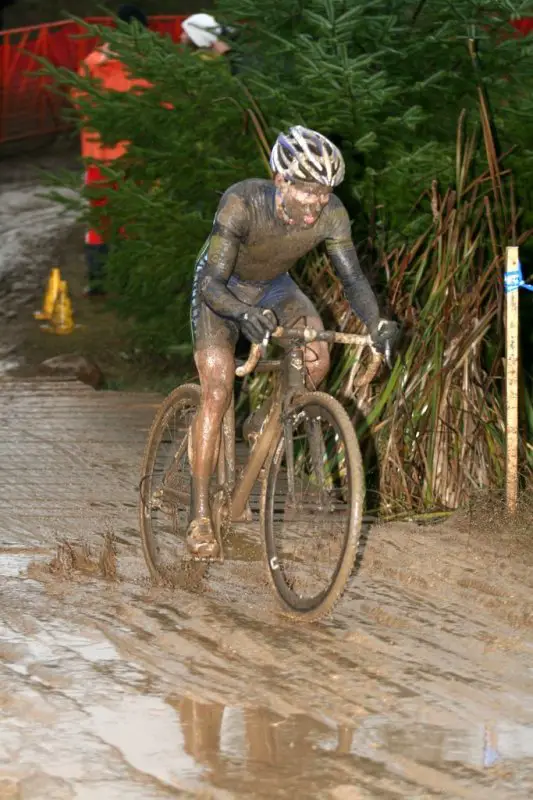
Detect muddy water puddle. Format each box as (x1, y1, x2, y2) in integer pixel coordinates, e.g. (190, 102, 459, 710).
(1, 545, 533, 800)
(2, 378, 533, 797)
(0, 579, 361, 797)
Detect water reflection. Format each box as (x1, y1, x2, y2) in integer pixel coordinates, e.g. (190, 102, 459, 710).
(483, 724, 499, 768)
(0, 553, 34, 578)
(165, 694, 357, 794)
(164, 694, 533, 795)
(351, 714, 533, 772)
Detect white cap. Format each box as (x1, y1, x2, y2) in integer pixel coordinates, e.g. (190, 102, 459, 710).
(181, 13, 222, 48)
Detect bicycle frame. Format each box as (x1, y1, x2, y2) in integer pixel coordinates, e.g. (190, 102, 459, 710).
(217, 345, 308, 523)
(212, 324, 379, 530)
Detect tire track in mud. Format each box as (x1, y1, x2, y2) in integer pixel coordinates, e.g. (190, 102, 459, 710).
(2, 377, 533, 798)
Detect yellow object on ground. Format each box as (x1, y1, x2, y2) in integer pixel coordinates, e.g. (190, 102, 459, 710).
(42, 280, 75, 335)
(33, 267, 61, 321)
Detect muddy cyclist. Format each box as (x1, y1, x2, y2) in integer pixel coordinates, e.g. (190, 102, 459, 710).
(189, 125, 399, 558)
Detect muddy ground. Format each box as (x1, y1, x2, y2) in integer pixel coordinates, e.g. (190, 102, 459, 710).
(2, 148, 533, 799)
(0, 144, 191, 393)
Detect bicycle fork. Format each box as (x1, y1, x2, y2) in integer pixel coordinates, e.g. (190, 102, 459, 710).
(282, 345, 308, 507)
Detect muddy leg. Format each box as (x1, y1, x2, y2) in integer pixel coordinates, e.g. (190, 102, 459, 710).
(188, 347, 234, 557)
(299, 314, 330, 389)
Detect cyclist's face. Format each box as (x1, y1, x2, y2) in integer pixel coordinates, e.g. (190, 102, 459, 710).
(275, 177, 331, 227)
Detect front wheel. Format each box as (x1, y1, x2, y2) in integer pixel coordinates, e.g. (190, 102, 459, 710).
(139, 383, 211, 584)
(261, 391, 365, 622)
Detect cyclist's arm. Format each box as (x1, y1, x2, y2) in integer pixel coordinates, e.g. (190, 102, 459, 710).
(324, 202, 381, 334)
(199, 191, 250, 319)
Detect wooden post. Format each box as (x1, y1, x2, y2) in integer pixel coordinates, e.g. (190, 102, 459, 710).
(505, 246, 520, 514)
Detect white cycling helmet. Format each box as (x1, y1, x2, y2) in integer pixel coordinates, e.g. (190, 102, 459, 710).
(181, 13, 222, 49)
(270, 125, 345, 187)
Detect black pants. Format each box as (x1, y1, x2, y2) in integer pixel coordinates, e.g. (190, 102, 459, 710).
(84, 244, 109, 291)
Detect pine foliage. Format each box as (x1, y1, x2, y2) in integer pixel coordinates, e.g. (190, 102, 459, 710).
(42, 17, 264, 355)
(217, 0, 533, 238)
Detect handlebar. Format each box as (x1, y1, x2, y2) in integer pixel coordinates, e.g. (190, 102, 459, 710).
(235, 325, 382, 388)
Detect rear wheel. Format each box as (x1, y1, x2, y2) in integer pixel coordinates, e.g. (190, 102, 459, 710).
(261, 391, 364, 622)
(139, 383, 220, 585)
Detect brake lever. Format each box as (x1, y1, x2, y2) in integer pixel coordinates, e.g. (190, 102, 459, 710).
(385, 340, 392, 370)
(261, 331, 271, 351)
(261, 309, 276, 350)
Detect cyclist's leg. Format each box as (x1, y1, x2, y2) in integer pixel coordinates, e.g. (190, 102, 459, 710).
(258, 275, 330, 388)
(193, 345, 234, 488)
(189, 346, 236, 555)
(189, 264, 239, 556)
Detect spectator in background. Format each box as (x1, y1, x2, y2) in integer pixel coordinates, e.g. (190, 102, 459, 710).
(74, 4, 151, 297)
(181, 13, 256, 77)
(180, 13, 231, 59)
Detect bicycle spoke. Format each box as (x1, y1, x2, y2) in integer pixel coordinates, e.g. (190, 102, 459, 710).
(306, 415, 328, 508)
(140, 390, 199, 579)
(140, 384, 228, 586)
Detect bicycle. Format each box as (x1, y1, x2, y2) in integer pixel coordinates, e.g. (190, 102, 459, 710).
(139, 323, 382, 622)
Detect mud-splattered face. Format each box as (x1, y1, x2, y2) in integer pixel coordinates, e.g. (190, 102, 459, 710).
(274, 176, 331, 227)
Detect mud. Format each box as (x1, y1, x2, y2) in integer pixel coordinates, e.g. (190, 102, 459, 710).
(3, 149, 533, 798)
(47, 532, 117, 580)
(0, 146, 192, 393)
(0, 377, 533, 798)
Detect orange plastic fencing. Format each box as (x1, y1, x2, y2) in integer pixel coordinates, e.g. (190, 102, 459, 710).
(0, 15, 185, 145)
(1, 14, 532, 146)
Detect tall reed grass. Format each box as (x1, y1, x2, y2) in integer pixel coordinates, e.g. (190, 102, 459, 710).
(301, 110, 532, 511)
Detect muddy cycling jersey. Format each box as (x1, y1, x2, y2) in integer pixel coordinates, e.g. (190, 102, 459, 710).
(191, 179, 380, 350)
